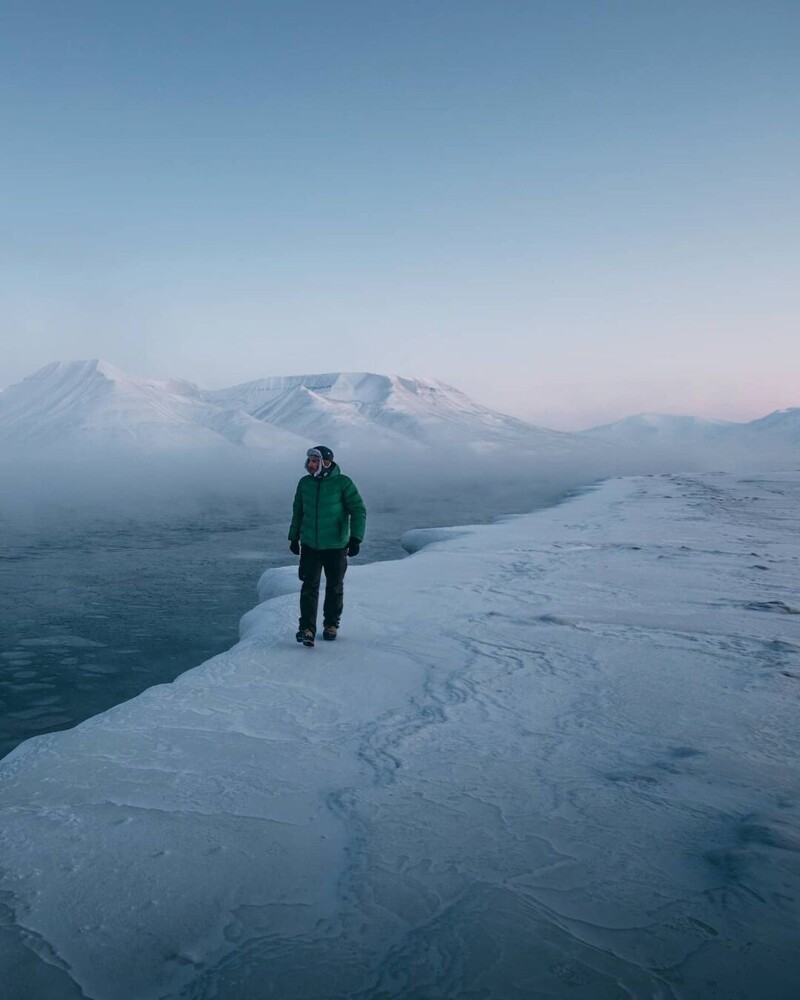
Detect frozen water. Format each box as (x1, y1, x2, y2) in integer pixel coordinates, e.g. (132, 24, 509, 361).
(0, 471, 798, 998)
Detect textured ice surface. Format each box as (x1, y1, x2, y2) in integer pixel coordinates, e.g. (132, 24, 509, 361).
(1, 472, 799, 999)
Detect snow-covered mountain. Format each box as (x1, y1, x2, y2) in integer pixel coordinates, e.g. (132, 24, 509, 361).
(582, 412, 736, 446)
(0, 360, 307, 454)
(205, 371, 577, 452)
(582, 409, 799, 466)
(2, 360, 794, 465)
(746, 407, 800, 445)
(0, 362, 583, 457)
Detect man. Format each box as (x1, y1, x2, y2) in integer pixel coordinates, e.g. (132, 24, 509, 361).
(288, 446, 367, 647)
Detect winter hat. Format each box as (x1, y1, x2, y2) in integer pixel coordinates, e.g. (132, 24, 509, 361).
(305, 445, 334, 478)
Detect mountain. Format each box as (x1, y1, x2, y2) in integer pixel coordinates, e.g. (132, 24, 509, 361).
(0, 363, 588, 457)
(205, 372, 578, 453)
(0, 362, 583, 458)
(6, 361, 791, 466)
(582, 410, 799, 469)
(745, 407, 800, 445)
(581, 413, 736, 446)
(0, 360, 306, 454)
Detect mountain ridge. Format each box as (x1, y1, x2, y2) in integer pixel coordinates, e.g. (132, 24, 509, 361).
(205, 370, 576, 451)
(0, 360, 579, 456)
(1, 360, 796, 462)
(580, 408, 800, 468)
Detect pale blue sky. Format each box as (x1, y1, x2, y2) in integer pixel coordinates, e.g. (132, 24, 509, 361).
(2, 0, 798, 428)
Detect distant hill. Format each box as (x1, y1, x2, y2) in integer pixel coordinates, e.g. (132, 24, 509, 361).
(745, 408, 800, 445)
(581, 410, 799, 467)
(582, 413, 736, 445)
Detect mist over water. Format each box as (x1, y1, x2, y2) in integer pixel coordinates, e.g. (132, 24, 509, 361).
(0, 447, 623, 760)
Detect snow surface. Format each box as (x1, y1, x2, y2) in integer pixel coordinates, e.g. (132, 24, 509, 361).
(1, 472, 799, 999)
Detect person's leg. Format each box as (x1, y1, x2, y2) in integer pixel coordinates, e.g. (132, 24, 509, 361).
(321, 547, 348, 629)
(298, 546, 324, 634)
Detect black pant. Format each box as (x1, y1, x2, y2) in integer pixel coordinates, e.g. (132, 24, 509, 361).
(298, 545, 348, 633)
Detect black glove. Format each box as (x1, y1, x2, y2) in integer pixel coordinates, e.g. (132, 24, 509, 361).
(289, 540, 300, 555)
(347, 537, 361, 557)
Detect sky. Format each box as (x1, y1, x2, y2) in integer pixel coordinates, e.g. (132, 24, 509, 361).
(1, 0, 798, 430)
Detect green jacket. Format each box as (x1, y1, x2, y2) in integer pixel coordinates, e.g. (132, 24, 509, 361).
(288, 465, 367, 550)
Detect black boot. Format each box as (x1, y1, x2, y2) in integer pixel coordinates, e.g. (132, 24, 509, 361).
(296, 628, 315, 647)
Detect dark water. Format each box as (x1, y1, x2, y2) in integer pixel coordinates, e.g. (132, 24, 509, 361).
(0, 474, 577, 759)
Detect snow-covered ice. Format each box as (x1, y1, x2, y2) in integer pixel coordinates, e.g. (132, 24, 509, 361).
(1, 472, 799, 999)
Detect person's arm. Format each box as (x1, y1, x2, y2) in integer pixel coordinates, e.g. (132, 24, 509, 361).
(288, 483, 303, 550)
(343, 478, 366, 544)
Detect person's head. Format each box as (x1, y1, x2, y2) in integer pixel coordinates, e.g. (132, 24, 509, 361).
(305, 445, 334, 477)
